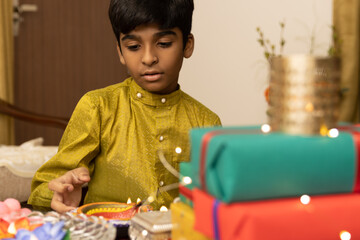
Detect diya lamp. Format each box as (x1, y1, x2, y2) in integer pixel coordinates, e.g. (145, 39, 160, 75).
(77, 198, 152, 221)
(77, 150, 184, 222)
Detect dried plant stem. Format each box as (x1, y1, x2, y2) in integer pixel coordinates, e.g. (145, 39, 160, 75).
(256, 20, 286, 62)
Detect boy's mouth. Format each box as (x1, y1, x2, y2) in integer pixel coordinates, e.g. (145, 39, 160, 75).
(142, 71, 162, 81)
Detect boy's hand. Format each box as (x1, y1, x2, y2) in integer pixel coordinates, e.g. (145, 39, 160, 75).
(48, 167, 90, 213)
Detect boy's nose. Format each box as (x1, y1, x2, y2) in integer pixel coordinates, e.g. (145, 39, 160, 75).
(142, 47, 158, 66)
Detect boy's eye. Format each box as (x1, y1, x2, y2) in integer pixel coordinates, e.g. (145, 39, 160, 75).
(126, 44, 140, 51)
(158, 42, 172, 48)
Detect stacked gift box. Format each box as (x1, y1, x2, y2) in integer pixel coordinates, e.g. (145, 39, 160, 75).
(171, 124, 360, 240)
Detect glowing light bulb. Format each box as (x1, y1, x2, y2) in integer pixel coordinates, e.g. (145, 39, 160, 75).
(182, 176, 192, 185)
(320, 124, 328, 136)
(328, 128, 339, 138)
(340, 231, 351, 240)
(175, 147, 182, 154)
(137, 198, 141, 204)
(300, 195, 311, 205)
(305, 102, 314, 112)
(127, 197, 132, 204)
(261, 124, 271, 133)
(147, 196, 155, 203)
(142, 230, 149, 236)
(160, 206, 168, 212)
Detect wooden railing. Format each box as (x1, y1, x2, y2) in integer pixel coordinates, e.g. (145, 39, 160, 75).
(0, 98, 68, 129)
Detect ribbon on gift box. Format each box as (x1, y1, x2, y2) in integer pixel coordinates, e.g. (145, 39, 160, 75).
(192, 188, 360, 240)
(183, 125, 360, 203)
(338, 124, 360, 192)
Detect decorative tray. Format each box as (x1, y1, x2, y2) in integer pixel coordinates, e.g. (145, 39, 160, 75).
(77, 202, 153, 239)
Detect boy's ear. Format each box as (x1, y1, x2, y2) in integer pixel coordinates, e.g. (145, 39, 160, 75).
(117, 43, 126, 65)
(183, 34, 194, 58)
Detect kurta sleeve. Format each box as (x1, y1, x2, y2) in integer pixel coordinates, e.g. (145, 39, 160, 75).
(28, 93, 101, 208)
(213, 116, 222, 126)
(202, 110, 222, 127)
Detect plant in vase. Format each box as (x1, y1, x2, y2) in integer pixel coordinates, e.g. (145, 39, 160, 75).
(256, 21, 286, 103)
(256, 23, 342, 135)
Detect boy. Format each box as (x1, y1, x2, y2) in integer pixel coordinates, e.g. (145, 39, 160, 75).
(28, 0, 221, 213)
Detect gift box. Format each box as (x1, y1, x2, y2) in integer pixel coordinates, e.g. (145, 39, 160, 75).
(181, 125, 359, 203)
(179, 162, 195, 207)
(192, 188, 360, 240)
(171, 201, 212, 240)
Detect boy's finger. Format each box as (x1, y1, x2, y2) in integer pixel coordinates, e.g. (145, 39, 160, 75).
(69, 172, 88, 186)
(71, 167, 91, 184)
(48, 181, 73, 193)
(51, 198, 76, 213)
(51, 192, 76, 213)
(79, 173, 91, 182)
(72, 167, 89, 175)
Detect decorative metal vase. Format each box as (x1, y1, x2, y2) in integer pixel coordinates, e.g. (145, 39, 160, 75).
(267, 55, 341, 135)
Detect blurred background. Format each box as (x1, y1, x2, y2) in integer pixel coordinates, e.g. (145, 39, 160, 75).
(182, 0, 333, 126)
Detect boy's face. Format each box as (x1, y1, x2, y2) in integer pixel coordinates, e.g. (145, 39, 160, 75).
(117, 23, 194, 94)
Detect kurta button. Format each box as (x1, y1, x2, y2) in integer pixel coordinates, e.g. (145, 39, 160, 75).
(159, 136, 164, 142)
(161, 98, 166, 103)
(159, 181, 164, 186)
(137, 92, 142, 98)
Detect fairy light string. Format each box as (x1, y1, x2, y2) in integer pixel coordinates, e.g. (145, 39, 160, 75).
(139, 150, 192, 206)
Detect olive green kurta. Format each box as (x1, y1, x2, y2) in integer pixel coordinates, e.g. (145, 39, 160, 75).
(28, 77, 221, 210)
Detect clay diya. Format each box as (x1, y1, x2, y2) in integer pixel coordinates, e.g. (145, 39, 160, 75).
(77, 202, 152, 221)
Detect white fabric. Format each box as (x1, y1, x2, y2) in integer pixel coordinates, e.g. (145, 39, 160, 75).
(0, 138, 58, 201)
(0, 137, 58, 177)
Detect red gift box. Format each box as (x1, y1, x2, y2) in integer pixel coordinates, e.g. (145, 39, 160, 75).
(192, 188, 360, 240)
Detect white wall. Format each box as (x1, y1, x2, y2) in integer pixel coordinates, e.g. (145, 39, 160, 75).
(180, 0, 333, 126)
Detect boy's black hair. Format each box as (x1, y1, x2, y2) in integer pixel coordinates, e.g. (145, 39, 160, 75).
(109, 0, 194, 48)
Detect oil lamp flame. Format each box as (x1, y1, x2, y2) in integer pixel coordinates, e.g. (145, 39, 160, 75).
(159, 206, 168, 212)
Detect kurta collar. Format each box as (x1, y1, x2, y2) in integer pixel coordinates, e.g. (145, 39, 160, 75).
(129, 78, 181, 107)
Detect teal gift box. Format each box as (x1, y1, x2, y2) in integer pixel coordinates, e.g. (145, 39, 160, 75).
(180, 125, 359, 203)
